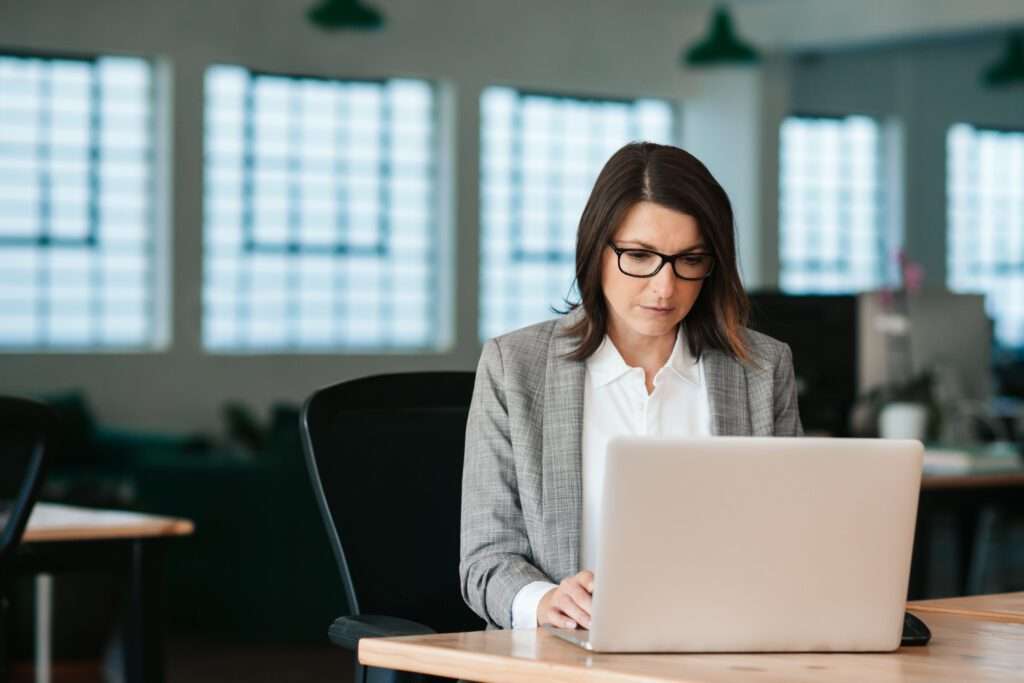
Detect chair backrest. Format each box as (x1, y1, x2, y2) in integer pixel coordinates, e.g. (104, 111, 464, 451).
(0, 397, 54, 568)
(301, 372, 484, 633)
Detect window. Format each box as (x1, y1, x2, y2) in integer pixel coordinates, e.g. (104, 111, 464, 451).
(0, 52, 159, 349)
(203, 66, 441, 351)
(948, 123, 1024, 349)
(779, 115, 893, 294)
(479, 87, 675, 340)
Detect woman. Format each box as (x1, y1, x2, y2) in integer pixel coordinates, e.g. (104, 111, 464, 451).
(460, 142, 802, 632)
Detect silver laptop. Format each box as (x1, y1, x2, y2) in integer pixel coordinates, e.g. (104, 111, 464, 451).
(546, 436, 923, 653)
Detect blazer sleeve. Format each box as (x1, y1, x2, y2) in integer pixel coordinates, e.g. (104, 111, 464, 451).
(460, 339, 550, 628)
(773, 342, 804, 437)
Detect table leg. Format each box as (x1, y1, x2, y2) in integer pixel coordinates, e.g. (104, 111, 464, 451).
(121, 540, 165, 683)
(33, 574, 52, 683)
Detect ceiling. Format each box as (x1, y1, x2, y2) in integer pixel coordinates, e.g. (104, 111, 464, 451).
(692, 0, 1024, 51)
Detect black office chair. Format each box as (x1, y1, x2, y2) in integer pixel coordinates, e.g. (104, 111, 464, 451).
(301, 372, 484, 683)
(0, 397, 55, 682)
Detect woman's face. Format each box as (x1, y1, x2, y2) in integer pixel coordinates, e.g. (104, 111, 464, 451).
(600, 201, 707, 347)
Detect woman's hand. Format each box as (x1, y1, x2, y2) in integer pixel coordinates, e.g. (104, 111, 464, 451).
(537, 570, 594, 629)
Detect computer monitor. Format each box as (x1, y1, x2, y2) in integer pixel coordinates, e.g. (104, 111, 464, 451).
(858, 289, 992, 401)
(748, 289, 993, 437)
(747, 292, 858, 436)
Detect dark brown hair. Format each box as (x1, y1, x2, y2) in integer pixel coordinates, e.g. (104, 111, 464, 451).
(565, 142, 750, 362)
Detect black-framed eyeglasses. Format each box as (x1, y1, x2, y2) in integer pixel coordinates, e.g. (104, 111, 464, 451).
(607, 242, 715, 280)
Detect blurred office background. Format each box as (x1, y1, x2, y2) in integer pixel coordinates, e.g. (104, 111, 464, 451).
(2, 0, 1024, 680)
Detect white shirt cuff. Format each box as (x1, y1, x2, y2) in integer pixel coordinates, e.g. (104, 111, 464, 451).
(511, 580, 558, 629)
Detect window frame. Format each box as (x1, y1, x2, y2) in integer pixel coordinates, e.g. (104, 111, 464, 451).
(946, 121, 1024, 352)
(777, 111, 897, 295)
(477, 84, 679, 341)
(200, 64, 449, 354)
(0, 46, 168, 353)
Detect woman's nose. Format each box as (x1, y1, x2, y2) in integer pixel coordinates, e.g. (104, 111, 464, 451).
(649, 262, 677, 297)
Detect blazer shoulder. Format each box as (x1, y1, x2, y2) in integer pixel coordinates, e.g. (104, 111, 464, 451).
(743, 327, 789, 351)
(483, 317, 569, 390)
(741, 327, 792, 367)
(490, 316, 562, 361)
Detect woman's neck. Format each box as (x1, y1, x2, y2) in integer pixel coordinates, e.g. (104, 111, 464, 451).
(606, 323, 678, 392)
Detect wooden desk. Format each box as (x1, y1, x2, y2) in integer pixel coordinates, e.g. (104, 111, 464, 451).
(909, 592, 1024, 624)
(16, 503, 194, 683)
(359, 612, 1024, 683)
(24, 502, 194, 543)
(920, 445, 1024, 490)
(922, 471, 1024, 490)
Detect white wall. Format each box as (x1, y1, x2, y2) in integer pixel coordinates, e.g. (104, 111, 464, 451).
(736, 0, 1024, 51)
(681, 56, 791, 287)
(0, 0, 723, 433)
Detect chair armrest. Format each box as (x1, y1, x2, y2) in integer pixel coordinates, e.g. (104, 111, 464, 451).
(329, 615, 437, 650)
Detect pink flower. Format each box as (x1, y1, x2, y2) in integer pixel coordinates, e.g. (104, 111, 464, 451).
(894, 249, 925, 292)
(902, 262, 925, 292)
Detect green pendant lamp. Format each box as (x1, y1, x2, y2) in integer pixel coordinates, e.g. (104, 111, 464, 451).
(683, 6, 759, 66)
(981, 32, 1024, 87)
(307, 0, 384, 30)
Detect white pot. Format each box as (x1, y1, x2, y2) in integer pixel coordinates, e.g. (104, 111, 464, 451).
(878, 402, 928, 440)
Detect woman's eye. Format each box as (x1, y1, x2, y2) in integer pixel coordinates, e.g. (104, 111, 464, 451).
(624, 251, 655, 261)
(679, 255, 705, 266)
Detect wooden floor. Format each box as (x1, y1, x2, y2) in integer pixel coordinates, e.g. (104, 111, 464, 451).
(166, 639, 355, 683)
(10, 639, 356, 683)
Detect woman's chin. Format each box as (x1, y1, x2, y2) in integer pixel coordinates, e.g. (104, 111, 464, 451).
(624, 316, 680, 339)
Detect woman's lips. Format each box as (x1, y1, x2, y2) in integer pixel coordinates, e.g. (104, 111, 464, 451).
(640, 305, 674, 315)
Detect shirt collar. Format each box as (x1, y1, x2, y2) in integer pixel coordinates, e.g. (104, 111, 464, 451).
(586, 336, 634, 388)
(586, 327, 702, 389)
(666, 329, 702, 386)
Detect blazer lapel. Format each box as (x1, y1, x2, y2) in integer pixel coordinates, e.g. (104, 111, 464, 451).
(542, 315, 585, 579)
(703, 348, 752, 436)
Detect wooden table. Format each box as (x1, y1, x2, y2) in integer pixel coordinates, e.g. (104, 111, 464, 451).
(909, 592, 1024, 624)
(359, 610, 1024, 682)
(24, 502, 194, 542)
(922, 470, 1024, 490)
(17, 503, 194, 683)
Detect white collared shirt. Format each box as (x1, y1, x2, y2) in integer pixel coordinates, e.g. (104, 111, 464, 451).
(511, 328, 712, 629)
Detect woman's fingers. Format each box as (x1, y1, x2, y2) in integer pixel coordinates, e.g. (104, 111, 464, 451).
(538, 587, 576, 628)
(557, 577, 593, 628)
(548, 606, 580, 629)
(553, 594, 590, 629)
(563, 579, 593, 616)
(537, 571, 597, 629)
(540, 598, 579, 629)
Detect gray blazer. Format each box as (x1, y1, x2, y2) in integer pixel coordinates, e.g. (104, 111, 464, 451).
(459, 311, 803, 629)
